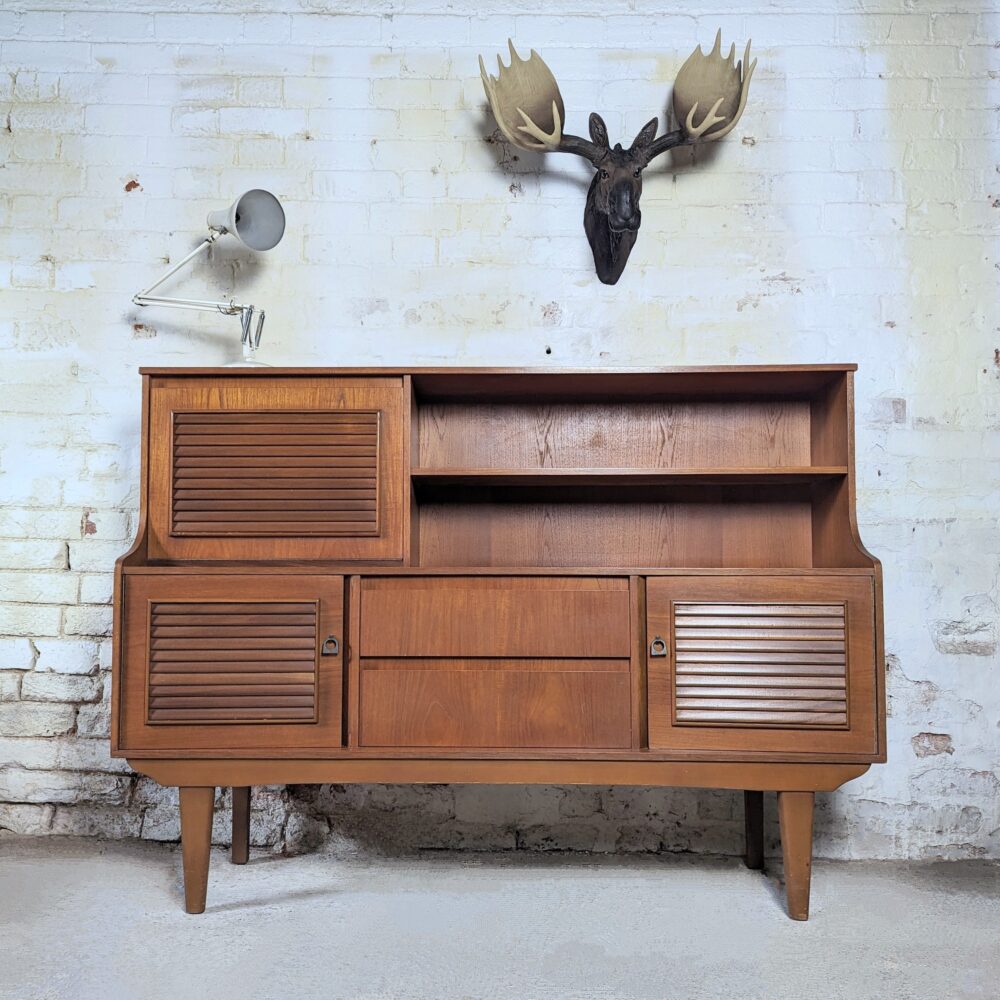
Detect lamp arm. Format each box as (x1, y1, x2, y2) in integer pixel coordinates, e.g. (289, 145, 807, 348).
(131, 224, 268, 363)
(133, 233, 218, 303)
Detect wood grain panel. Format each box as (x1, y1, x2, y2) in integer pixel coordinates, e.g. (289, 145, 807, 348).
(418, 401, 811, 469)
(647, 576, 876, 755)
(359, 660, 631, 748)
(417, 502, 813, 569)
(120, 575, 344, 751)
(359, 577, 630, 658)
(147, 378, 405, 561)
(147, 601, 318, 723)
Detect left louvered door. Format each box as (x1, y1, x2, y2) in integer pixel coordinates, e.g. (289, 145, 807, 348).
(147, 377, 406, 561)
(120, 574, 344, 752)
(646, 575, 878, 756)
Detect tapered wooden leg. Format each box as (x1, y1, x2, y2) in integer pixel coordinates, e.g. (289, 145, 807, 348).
(179, 786, 215, 914)
(777, 791, 814, 921)
(743, 790, 764, 870)
(231, 786, 250, 865)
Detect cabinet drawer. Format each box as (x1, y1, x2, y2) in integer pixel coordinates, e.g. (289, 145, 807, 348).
(359, 659, 631, 749)
(646, 575, 877, 755)
(118, 574, 344, 752)
(359, 577, 630, 659)
(147, 376, 406, 562)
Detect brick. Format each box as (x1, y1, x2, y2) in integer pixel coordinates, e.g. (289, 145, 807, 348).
(0, 639, 36, 671)
(289, 14, 381, 46)
(79, 574, 113, 605)
(0, 604, 62, 636)
(76, 702, 110, 739)
(0, 768, 130, 805)
(65, 540, 125, 573)
(51, 805, 143, 838)
(0, 803, 53, 835)
(243, 15, 291, 44)
(0, 673, 21, 701)
(0, 703, 76, 737)
(62, 605, 113, 638)
(154, 13, 243, 44)
(33, 639, 98, 676)
(0, 571, 77, 604)
(21, 672, 101, 703)
(383, 15, 469, 47)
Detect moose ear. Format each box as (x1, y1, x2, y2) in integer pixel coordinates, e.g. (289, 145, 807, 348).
(632, 117, 659, 150)
(589, 113, 610, 148)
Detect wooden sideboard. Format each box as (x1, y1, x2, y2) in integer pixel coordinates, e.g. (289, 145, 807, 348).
(111, 365, 886, 918)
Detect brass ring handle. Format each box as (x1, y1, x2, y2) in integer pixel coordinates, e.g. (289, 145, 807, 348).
(649, 636, 667, 657)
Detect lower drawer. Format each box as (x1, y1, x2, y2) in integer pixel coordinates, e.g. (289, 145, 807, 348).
(359, 659, 631, 749)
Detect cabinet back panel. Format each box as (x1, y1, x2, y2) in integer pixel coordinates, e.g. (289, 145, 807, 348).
(417, 502, 813, 568)
(418, 400, 811, 469)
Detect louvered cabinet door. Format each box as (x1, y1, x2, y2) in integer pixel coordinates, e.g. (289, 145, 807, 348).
(646, 576, 879, 757)
(147, 377, 406, 561)
(118, 575, 344, 752)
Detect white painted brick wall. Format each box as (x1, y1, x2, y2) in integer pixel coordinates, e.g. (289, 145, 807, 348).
(0, 0, 998, 860)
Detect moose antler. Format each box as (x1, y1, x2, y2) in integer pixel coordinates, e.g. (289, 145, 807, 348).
(481, 34, 755, 166)
(672, 31, 756, 144)
(479, 41, 606, 164)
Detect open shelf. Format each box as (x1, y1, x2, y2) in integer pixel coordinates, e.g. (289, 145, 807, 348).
(412, 467, 848, 487)
(407, 367, 869, 573)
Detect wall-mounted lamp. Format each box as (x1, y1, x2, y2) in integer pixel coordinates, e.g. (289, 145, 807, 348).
(132, 189, 286, 365)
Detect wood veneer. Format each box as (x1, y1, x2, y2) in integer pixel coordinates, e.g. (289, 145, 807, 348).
(113, 365, 885, 920)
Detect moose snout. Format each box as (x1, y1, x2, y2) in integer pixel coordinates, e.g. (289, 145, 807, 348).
(608, 181, 641, 232)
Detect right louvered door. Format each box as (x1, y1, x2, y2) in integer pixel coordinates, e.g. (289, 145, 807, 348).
(646, 575, 878, 756)
(146, 376, 406, 561)
(119, 574, 344, 752)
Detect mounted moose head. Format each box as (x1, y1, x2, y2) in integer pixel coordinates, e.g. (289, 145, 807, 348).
(480, 33, 756, 284)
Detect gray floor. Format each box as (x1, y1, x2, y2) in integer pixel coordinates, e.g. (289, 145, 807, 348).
(1, 838, 998, 1000)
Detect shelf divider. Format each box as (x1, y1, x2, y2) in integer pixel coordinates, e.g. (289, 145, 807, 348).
(411, 467, 848, 487)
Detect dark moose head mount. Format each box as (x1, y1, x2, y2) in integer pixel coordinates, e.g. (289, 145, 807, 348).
(480, 33, 756, 284)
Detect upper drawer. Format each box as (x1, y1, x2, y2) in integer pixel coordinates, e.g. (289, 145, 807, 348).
(146, 377, 406, 562)
(359, 577, 630, 658)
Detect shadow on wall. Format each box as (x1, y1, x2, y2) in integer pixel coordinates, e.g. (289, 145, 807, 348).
(282, 784, 764, 857)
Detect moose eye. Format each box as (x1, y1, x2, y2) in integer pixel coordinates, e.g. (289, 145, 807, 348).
(633, 169, 641, 178)
(600, 169, 609, 180)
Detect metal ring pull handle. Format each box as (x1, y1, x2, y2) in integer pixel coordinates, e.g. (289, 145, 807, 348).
(649, 636, 667, 657)
(321, 635, 339, 656)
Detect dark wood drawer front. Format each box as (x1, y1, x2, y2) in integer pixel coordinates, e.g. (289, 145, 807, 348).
(647, 576, 876, 755)
(120, 575, 344, 752)
(359, 659, 631, 749)
(359, 577, 630, 659)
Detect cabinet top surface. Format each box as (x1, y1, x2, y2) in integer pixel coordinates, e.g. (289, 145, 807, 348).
(141, 364, 858, 376)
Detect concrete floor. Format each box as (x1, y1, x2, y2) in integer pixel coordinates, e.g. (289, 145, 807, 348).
(0, 839, 998, 1000)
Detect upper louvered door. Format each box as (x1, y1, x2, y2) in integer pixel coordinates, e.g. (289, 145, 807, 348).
(647, 576, 878, 756)
(171, 410, 379, 537)
(147, 377, 406, 561)
(120, 574, 344, 752)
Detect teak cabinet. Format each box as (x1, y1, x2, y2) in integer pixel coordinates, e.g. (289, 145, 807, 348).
(112, 366, 886, 919)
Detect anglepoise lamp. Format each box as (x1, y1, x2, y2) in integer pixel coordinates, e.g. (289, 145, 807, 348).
(132, 189, 286, 364)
